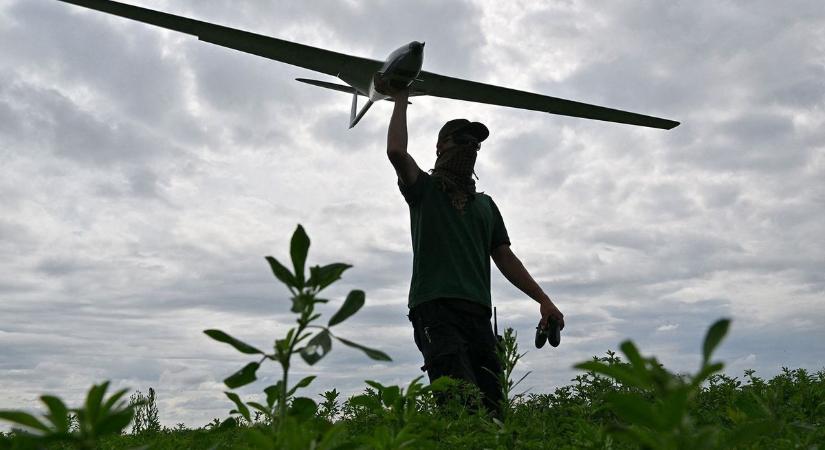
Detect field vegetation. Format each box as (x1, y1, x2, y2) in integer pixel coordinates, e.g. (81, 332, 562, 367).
(2, 226, 823, 449)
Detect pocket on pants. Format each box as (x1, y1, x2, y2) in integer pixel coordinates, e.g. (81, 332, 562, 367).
(411, 303, 462, 365)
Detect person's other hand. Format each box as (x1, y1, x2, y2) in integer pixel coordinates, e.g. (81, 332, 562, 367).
(539, 298, 564, 330)
(374, 75, 408, 101)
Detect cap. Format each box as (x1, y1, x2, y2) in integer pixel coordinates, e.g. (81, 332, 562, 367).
(437, 119, 489, 143)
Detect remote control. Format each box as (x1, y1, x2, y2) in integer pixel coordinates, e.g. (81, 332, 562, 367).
(534, 318, 562, 348)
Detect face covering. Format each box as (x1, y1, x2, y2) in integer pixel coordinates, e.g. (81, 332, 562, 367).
(430, 145, 479, 213)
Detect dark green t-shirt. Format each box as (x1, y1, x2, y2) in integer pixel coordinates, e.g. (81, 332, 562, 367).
(399, 170, 510, 311)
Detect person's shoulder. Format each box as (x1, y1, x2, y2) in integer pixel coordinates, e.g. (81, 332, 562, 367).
(400, 168, 430, 187)
(413, 169, 432, 187)
(398, 169, 433, 205)
(414, 170, 435, 188)
(477, 192, 504, 215)
(475, 191, 495, 203)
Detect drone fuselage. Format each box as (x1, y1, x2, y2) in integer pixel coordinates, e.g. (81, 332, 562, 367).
(367, 41, 424, 102)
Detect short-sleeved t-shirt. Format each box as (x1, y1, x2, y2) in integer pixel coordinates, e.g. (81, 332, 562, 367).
(399, 170, 510, 311)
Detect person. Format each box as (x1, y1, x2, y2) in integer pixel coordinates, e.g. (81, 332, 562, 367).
(385, 87, 565, 418)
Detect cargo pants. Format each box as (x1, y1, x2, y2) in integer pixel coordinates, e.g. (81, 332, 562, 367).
(407, 298, 503, 417)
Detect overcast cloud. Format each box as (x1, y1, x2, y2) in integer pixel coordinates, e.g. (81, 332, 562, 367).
(1, 0, 823, 430)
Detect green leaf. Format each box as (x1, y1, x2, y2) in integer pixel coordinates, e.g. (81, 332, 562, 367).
(225, 392, 251, 423)
(725, 419, 777, 447)
(317, 422, 348, 449)
(0, 411, 51, 433)
(40, 395, 69, 432)
(219, 417, 237, 429)
(307, 263, 351, 291)
(381, 386, 401, 408)
(328, 290, 365, 327)
(290, 225, 310, 288)
(204, 330, 264, 355)
(574, 361, 648, 389)
(264, 382, 283, 409)
(693, 362, 725, 387)
(85, 381, 109, 425)
(702, 318, 731, 365)
(616, 425, 661, 449)
(659, 388, 690, 428)
(100, 388, 129, 416)
(299, 330, 332, 365)
(427, 377, 457, 392)
(347, 394, 382, 412)
(94, 409, 134, 436)
(606, 392, 661, 429)
(619, 341, 646, 373)
(265, 256, 298, 288)
(246, 401, 271, 417)
(243, 428, 275, 446)
(224, 362, 260, 389)
(618, 341, 654, 388)
(287, 327, 297, 343)
(334, 336, 392, 361)
(274, 337, 291, 364)
(289, 397, 317, 420)
(287, 376, 317, 398)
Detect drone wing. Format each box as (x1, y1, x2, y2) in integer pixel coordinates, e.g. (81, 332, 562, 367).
(58, 0, 679, 130)
(412, 71, 680, 130)
(56, 0, 381, 83)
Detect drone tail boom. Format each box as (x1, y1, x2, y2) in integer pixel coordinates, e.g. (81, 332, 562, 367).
(349, 94, 374, 129)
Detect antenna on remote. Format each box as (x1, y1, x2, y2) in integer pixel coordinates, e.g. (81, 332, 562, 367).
(494, 307, 498, 336)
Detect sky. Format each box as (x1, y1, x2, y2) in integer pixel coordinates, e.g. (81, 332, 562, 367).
(1, 0, 824, 431)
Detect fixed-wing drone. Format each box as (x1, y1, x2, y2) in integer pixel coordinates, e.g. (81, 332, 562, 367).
(56, 0, 680, 130)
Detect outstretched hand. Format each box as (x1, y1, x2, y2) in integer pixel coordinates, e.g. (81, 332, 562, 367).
(539, 298, 564, 330)
(374, 76, 409, 101)
(393, 89, 410, 102)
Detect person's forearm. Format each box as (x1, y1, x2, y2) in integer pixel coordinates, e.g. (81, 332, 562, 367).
(387, 97, 408, 155)
(496, 251, 551, 304)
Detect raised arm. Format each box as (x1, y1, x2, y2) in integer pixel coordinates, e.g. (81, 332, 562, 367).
(386, 90, 420, 187)
(491, 244, 564, 329)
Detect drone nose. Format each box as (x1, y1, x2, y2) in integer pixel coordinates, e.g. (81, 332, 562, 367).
(410, 41, 425, 53)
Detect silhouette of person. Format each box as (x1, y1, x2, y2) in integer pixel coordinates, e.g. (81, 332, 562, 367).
(385, 87, 565, 417)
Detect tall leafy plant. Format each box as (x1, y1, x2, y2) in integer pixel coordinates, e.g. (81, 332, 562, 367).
(129, 387, 160, 434)
(347, 376, 442, 448)
(574, 318, 775, 448)
(203, 224, 391, 432)
(495, 327, 531, 420)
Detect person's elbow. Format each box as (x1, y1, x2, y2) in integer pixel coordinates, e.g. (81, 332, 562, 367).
(491, 244, 513, 266)
(387, 148, 410, 168)
(387, 147, 406, 159)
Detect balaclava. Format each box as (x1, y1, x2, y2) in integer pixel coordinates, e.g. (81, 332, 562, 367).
(430, 119, 489, 213)
(430, 137, 480, 213)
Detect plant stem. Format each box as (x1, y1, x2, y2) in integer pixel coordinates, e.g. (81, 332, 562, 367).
(277, 288, 314, 434)
(279, 364, 288, 432)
